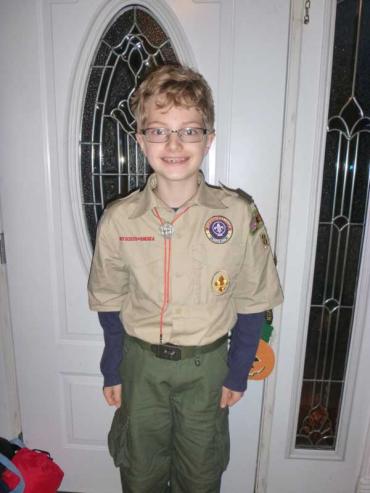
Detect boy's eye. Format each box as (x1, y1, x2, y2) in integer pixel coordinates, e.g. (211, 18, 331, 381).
(183, 128, 199, 136)
(150, 128, 167, 136)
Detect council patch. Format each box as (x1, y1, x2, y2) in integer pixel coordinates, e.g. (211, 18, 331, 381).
(204, 216, 233, 244)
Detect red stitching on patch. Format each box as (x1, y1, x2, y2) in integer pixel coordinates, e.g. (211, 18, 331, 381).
(119, 236, 155, 241)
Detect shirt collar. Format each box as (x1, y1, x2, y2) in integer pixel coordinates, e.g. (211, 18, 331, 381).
(129, 171, 227, 219)
(187, 173, 228, 209)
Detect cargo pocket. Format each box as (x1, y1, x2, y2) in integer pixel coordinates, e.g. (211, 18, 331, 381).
(108, 406, 130, 468)
(214, 407, 230, 473)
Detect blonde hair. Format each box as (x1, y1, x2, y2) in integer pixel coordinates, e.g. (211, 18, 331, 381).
(131, 64, 215, 131)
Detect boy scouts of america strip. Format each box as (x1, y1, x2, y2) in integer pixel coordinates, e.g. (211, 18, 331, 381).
(119, 236, 155, 241)
(204, 216, 233, 244)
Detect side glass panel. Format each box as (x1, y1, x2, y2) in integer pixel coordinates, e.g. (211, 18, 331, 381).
(80, 5, 179, 247)
(295, 0, 370, 450)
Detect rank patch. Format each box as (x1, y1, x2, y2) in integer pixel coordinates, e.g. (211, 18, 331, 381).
(212, 271, 230, 295)
(205, 216, 233, 244)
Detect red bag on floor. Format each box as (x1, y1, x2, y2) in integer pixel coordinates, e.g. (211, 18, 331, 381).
(2, 447, 64, 493)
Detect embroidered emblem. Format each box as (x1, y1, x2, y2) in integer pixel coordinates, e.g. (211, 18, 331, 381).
(205, 216, 233, 244)
(250, 204, 264, 234)
(212, 271, 230, 295)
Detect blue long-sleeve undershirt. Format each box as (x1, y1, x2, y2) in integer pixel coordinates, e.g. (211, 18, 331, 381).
(223, 312, 264, 392)
(98, 311, 264, 391)
(98, 312, 124, 387)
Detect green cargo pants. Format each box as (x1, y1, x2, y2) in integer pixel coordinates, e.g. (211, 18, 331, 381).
(108, 335, 230, 493)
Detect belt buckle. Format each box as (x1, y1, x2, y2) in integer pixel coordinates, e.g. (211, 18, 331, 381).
(152, 343, 181, 361)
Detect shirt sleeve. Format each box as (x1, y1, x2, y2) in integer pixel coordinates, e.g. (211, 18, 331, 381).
(98, 311, 124, 387)
(88, 210, 129, 311)
(223, 312, 264, 392)
(232, 202, 283, 313)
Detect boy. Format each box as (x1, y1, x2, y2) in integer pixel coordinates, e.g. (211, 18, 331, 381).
(88, 64, 283, 493)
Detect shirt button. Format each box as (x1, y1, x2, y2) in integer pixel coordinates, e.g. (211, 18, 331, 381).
(175, 308, 182, 315)
(175, 272, 183, 278)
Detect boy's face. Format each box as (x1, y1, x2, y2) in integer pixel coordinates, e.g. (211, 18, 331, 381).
(136, 97, 214, 187)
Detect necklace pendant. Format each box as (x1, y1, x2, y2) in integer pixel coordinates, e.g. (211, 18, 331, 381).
(159, 222, 175, 239)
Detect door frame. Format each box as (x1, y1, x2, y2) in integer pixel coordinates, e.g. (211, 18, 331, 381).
(0, 198, 21, 439)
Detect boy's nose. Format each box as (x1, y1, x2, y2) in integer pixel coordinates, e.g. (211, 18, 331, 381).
(165, 132, 183, 149)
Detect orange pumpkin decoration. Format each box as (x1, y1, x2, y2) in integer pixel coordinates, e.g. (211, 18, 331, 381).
(248, 339, 275, 380)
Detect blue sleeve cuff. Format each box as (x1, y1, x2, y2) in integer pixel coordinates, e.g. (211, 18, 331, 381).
(223, 312, 265, 392)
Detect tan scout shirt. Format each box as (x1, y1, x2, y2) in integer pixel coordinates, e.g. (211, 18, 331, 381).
(88, 173, 283, 346)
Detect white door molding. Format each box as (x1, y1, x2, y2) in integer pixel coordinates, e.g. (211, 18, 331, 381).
(255, 0, 305, 482)
(0, 201, 21, 438)
(357, 417, 370, 493)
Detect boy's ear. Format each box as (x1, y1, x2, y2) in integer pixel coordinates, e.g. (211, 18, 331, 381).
(204, 132, 215, 155)
(136, 133, 146, 154)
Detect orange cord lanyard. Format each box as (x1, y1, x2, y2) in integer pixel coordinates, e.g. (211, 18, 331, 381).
(152, 206, 190, 344)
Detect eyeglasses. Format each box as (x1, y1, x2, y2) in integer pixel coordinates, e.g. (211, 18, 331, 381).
(141, 127, 210, 143)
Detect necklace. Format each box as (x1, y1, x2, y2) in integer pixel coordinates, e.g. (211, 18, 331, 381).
(152, 206, 190, 343)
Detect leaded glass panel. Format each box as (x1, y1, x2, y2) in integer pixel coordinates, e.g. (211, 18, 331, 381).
(296, 0, 370, 450)
(80, 5, 179, 247)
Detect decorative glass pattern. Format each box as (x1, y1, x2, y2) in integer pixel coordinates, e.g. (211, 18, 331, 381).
(80, 6, 179, 247)
(296, 0, 370, 449)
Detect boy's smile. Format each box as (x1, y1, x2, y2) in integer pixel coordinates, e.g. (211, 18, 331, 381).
(136, 98, 214, 192)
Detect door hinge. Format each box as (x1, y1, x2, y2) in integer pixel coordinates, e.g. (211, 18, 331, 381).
(0, 232, 7, 264)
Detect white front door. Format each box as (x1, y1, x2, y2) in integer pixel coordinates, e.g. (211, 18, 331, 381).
(0, 1, 290, 491)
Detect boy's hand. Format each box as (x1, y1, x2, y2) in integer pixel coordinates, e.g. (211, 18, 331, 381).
(103, 384, 122, 408)
(220, 386, 244, 408)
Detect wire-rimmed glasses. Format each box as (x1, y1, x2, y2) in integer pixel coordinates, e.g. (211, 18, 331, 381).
(141, 127, 211, 143)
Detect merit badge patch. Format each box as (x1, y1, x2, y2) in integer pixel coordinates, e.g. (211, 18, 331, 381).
(205, 216, 233, 244)
(212, 271, 230, 295)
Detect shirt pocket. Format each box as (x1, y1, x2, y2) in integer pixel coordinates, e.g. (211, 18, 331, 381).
(191, 243, 243, 303)
(125, 243, 164, 301)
